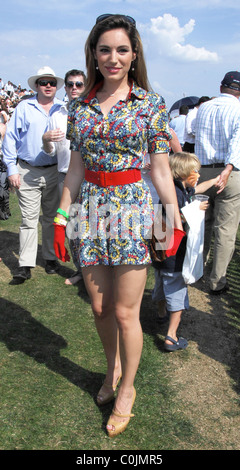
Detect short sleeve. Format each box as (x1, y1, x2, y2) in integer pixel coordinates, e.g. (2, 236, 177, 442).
(147, 94, 171, 154)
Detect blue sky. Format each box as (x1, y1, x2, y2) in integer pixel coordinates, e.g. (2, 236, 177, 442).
(1, 0, 240, 111)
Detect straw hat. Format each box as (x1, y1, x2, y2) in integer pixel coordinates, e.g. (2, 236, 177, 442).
(28, 66, 64, 92)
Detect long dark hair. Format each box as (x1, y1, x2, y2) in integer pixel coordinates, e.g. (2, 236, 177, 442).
(84, 14, 151, 96)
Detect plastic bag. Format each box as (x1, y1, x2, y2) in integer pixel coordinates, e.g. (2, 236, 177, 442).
(181, 200, 205, 284)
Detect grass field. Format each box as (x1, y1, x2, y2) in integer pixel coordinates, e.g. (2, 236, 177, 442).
(0, 192, 239, 456)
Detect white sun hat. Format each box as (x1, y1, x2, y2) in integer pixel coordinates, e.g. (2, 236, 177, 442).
(28, 66, 64, 92)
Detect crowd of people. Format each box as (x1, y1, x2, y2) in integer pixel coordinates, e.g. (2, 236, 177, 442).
(0, 80, 31, 219)
(1, 14, 240, 439)
(0, 79, 33, 124)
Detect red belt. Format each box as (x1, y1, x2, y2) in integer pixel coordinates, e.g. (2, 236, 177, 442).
(85, 168, 141, 187)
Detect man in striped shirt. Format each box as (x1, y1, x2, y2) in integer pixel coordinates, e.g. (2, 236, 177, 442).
(195, 71, 240, 295)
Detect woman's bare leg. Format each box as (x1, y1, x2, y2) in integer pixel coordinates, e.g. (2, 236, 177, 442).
(107, 265, 148, 430)
(82, 264, 148, 430)
(82, 265, 121, 389)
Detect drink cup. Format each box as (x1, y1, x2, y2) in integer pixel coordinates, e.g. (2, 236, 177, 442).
(193, 194, 209, 202)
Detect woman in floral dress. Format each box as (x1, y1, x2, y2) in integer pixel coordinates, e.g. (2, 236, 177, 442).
(54, 14, 183, 437)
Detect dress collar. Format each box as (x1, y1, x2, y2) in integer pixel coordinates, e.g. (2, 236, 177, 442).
(83, 80, 147, 104)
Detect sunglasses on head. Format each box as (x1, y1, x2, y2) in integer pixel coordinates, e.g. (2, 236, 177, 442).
(66, 81, 84, 89)
(37, 79, 57, 87)
(96, 14, 136, 26)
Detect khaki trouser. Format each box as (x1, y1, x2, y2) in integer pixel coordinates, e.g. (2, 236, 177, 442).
(199, 167, 240, 291)
(16, 160, 59, 267)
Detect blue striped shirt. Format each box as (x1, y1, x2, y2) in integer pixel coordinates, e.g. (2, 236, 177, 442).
(195, 94, 240, 169)
(2, 95, 63, 176)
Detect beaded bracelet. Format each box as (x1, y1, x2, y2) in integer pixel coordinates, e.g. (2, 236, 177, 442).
(54, 217, 67, 226)
(56, 208, 69, 220)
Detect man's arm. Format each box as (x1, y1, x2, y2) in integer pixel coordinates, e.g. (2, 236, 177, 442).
(216, 164, 233, 194)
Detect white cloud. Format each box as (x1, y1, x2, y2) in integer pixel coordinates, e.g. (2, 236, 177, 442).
(0, 9, 227, 104)
(140, 14, 219, 62)
(171, 43, 218, 61)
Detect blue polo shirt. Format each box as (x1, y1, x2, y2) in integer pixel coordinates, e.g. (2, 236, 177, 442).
(3, 94, 63, 176)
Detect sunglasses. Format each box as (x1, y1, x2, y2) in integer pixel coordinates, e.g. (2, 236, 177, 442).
(66, 81, 84, 89)
(96, 14, 136, 26)
(37, 79, 57, 87)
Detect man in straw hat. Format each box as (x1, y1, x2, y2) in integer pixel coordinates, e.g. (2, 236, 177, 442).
(3, 66, 64, 283)
(42, 68, 86, 286)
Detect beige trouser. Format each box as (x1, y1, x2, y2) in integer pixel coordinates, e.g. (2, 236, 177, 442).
(16, 160, 59, 267)
(199, 167, 240, 291)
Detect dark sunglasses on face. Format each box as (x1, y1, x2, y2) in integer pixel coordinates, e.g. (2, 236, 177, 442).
(66, 81, 84, 89)
(96, 14, 136, 26)
(37, 79, 57, 87)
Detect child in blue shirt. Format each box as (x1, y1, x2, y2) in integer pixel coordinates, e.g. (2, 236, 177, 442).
(152, 151, 220, 351)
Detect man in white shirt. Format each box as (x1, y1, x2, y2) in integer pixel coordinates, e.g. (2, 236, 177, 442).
(169, 105, 188, 147)
(195, 71, 240, 294)
(0, 88, 7, 98)
(4, 81, 14, 97)
(42, 69, 86, 285)
(183, 96, 210, 152)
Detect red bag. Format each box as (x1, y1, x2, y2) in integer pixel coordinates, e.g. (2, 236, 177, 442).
(165, 228, 186, 258)
(53, 224, 70, 262)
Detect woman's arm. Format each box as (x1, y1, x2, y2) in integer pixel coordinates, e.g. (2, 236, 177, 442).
(169, 129, 182, 153)
(150, 152, 183, 230)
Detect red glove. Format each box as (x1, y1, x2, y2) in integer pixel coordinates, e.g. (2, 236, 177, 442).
(53, 224, 70, 262)
(165, 228, 186, 258)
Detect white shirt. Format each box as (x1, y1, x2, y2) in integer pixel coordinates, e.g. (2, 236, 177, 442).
(4, 83, 14, 93)
(195, 93, 240, 168)
(45, 103, 70, 173)
(170, 114, 186, 146)
(183, 106, 198, 144)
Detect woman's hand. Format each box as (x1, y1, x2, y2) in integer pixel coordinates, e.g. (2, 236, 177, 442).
(53, 224, 70, 262)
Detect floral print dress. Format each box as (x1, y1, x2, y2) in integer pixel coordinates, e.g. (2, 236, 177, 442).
(66, 81, 171, 267)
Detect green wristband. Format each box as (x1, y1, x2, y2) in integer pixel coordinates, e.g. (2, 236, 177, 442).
(57, 208, 69, 220)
